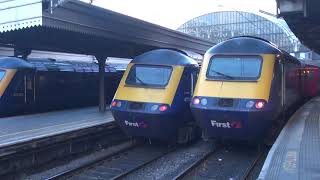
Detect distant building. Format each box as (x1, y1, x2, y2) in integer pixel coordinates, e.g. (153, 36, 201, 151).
(177, 10, 319, 61)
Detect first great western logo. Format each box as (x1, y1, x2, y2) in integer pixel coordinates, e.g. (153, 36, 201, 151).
(124, 120, 148, 128)
(210, 120, 242, 129)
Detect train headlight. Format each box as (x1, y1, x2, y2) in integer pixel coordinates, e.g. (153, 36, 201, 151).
(192, 98, 200, 105)
(255, 100, 266, 109)
(116, 101, 122, 107)
(245, 101, 255, 108)
(201, 98, 208, 106)
(151, 104, 159, 111)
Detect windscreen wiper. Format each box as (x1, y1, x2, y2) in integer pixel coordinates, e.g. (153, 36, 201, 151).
(135, 76, 148, 85)
(211, 70, 234, 79)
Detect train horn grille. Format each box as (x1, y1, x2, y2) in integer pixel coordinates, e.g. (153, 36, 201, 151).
(218, 98, 234, 107)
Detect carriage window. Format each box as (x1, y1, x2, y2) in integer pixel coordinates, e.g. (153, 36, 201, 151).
(0, 70, 5, 81)
(126, 65, 172, 87)
(207, 56, 262, 81)
(307, 70, 314, 80)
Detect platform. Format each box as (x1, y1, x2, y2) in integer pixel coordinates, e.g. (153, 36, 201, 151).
(0, 107, 114, 148)
(258, 97, 320, 180)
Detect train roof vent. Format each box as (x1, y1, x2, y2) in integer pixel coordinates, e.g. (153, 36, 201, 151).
(230, 36, 278, 48)
(48, 58, 56, 62)
(207, 36, 281, 54)
(45, 64, 60, 71)
(133, 49, 199, 67)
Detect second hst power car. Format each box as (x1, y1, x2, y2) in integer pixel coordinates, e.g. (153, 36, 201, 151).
(191, 36, 305, 141)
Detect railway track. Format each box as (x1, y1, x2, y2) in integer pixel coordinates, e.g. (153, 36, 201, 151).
(43, 140, 266, 180)
(240, 151, 265, 180)
(46, 144, 176, 180)
(173, 145, 220, 180)
(174, 144, 266, 180)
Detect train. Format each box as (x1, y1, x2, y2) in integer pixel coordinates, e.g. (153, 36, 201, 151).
(190, 36, 319, 142)
(110, 49, 201, 144)
(0, 56, 125, 116)
(300, 64, 320, 98)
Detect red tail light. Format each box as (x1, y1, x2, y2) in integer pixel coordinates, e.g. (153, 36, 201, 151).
(111, 100, 118, 107)
(255, 100, 265, 109)
(159, 105, 168, 112)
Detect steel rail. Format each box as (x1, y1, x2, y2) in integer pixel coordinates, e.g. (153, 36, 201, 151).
(45, 140, 137, 180)
(173, 145, 220, 180)
(111, 147, 177, 180)
(240, 151, 265, 180)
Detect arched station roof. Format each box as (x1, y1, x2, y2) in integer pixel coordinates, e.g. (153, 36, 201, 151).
(177, 10, 305, 53)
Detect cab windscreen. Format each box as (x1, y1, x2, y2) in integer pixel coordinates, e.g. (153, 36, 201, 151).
(126, 65, 172, 87)
(207, 55, 262, 81)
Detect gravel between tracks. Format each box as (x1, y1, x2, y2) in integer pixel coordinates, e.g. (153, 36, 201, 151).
(123, 141, 215, 180)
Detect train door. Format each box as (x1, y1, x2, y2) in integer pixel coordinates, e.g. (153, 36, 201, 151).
(10, 72, 26, 112)
(178, 67, 200, 144)
(191, 68, 198, 95)
(300, 67, 307, 98)
(182, 69, 192, 103)
(183, 67, 199, 103)
(24, 71, 35, 107)
(272, 58, 283, 116)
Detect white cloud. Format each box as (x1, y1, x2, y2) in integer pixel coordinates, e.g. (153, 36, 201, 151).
(82, 0, 276, 29)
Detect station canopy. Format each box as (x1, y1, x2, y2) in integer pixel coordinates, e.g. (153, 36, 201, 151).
(277, 0, 320, 54)
(0, 0, 213, 58)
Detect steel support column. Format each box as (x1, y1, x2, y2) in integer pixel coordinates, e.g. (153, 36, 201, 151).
(97, 57, 106, 112)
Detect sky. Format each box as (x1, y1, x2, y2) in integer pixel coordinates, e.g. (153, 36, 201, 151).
(81, 0, 277, 29)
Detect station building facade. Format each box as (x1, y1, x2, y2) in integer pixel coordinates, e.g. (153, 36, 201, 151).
(177, 11, 319, 61)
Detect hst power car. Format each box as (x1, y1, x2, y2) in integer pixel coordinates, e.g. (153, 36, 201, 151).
(0, 57, 124, 116)
(191, 36, 304, 141)
(111, 49, 200, 144)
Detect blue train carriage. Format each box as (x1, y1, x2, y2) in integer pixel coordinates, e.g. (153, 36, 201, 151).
(0, 57, 125, 116)
(111, 49, 201, 144)
(190, 36, 303, 142)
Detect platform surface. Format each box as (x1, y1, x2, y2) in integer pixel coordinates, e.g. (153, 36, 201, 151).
(0, 107, 114, 148)
(259, 97, 320, 180)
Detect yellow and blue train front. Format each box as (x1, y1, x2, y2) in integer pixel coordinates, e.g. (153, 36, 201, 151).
(191, 53, 278, 140)
(111, 100, 183, 140)
(111, 63, 186, 140)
